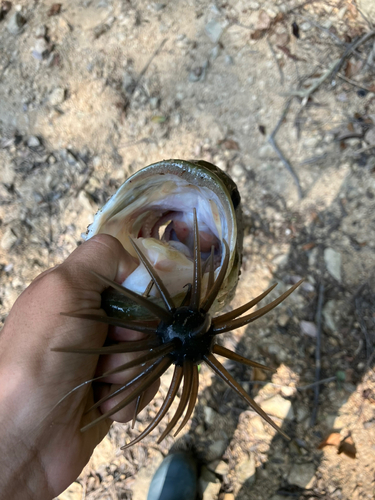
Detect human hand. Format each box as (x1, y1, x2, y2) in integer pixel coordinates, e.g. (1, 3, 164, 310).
(0, 234, 159, 499)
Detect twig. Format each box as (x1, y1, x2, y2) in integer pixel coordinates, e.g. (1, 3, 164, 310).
(298, 376, 336, 391)
(355, 298, 374, 362)
(285, 58, 340, 103)
(294, 13, 344, 46)
(125, 38, 168, 110)
(267, 99, 303, 199)
(267, 40, 284, 85)
(244, 376, 336, 390)
(285, 29, 375, 103)
(310, 282, 324, 427)
(337, 73, 375, 93)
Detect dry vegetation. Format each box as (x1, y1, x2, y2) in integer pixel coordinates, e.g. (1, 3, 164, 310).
(1, 1, 375, 499)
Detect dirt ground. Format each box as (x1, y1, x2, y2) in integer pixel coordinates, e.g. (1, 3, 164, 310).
(1, 0, 375, 499)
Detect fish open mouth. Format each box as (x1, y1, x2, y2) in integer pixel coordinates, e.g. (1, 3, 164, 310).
(86, 165, 238, 303)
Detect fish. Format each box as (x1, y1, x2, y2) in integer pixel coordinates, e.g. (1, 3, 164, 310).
(56, 159, 303, 447)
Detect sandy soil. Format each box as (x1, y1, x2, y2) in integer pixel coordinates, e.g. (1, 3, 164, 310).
(1, 1, 375, 499)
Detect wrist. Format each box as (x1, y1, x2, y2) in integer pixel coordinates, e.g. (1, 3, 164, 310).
(0, 430, 54, 500)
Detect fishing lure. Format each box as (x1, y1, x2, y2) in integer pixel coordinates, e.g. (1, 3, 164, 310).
(57, 160, 302, 447)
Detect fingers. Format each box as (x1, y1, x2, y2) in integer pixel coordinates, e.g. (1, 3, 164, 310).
(60, 234, 137, 293)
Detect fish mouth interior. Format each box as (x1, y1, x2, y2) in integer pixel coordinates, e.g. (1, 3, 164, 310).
(88, 174, 234, 300)
(134, 209, 221, 262)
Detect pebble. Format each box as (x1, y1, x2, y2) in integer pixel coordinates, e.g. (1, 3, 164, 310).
(365, 128, 375, 146)
(202, 482, 221, 500)
(272, 253, 288, 269)
(49, 87, 65, 106)
(258, 143, 274, 158)
(223, 495, 235, 500)
(278, 313, 289, 328)
(205, 19, 223, 43)
(27, 135, 40, 147)
(149, 96, 160, 110)
(287, 463, 315, 489)
(234, 454, 256, 486)
(7, 12, 26, 35)
(260, 394, 294, 421)
(300, 21, 312, 31)
(32, 38, 49, 60)
(35, 25, 47, 38)
(308, 247, 318, 268)
(248, 1, 260, 8)
(324, 247, 341, 282)
(203, 406, 218, 426)
(207, 439, 228, 460)
(300, 320, 317, 338)
(1, 227, 17, 250)
(322, 300, 339, 332)
(208, 460, 229, 476)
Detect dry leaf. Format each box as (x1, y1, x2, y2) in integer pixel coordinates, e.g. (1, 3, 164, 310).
(48, 3, 62, 16)
(221, 139, 240, 150)
(345, 59, 363, 78)
(251, 29, 265, 40)
(318, 432, 341, 449)
(302, 242, 315, 251)
(338, 436, 356, 459)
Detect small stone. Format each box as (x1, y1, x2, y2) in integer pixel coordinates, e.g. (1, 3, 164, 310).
(49, 87, 65, 106)
(92, 156, 101, 168)
(27, 135, 40, 147)
(258, 143, 274, 158)
(205, 19, 223, 43)
(288, 463, 315, 489)
(272, 253, 288, 269)
(300, 21, 312, 31)
(1, 227, 17, 250)
(4, 263, 14, 273)
(207, 439, 227, 460)
(300, 320, 317, 338)
(296, 405, 309, 422)
(32, 37, 49, 59)
(58, 482, 83, 500)
(324, 248, 341, 282)
(7, 12, 26, 35)
(35, 25, 47, 38)
(203, 406, 218, 426)
(278, 313, 289, 327)
(365, 128, 375, 146)
(301, 281, 315, 293)
(149, 96, 160, 110)
(261, 394, 294, 421)
(189, 66, 204, 82)
(223, 494, 235, 500)
(202, 482, 221, 500)
(235, 454, 256, 486)
(322, 300, 338, 332)
(208, 460, 229, 476)
(248, 1, 260, 8)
